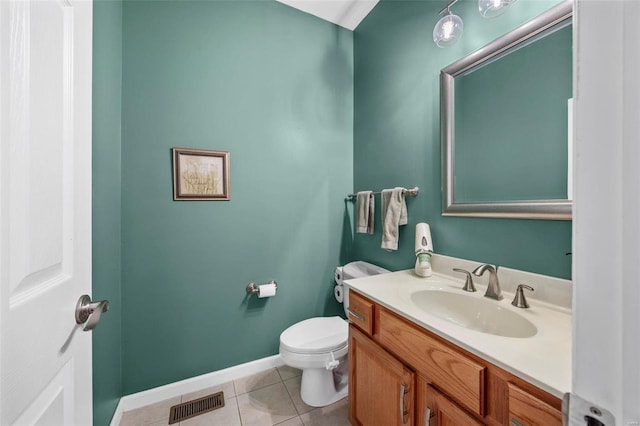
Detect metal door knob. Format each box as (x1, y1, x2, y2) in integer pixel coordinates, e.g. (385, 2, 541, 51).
(75, 295, 109, 331)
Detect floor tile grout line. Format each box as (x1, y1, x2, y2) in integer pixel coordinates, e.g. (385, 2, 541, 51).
(232, 394, 243, 426)
(270, 413, 299, 426)
(276, 366, 303, 383)
(233, 379, 239, 398)
(281, 377, 310, 417)
(234, 368, 283, 396)
(279, 380, 302, 419)
(271, 415, 303, 426)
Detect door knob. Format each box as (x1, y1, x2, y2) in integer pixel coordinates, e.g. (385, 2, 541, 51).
(75, 295, 109, 331)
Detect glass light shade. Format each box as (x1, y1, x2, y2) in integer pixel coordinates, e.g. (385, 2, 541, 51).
(433, 12, 463, 48)
(478, 0, 517, 18)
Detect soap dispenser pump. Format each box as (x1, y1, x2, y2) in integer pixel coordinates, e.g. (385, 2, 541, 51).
(415, 223, 434, 277)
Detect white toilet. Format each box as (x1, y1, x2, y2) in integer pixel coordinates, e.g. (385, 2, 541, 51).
(279, 261, 389, 407)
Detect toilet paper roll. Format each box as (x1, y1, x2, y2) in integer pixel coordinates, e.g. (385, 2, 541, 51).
(334, 266, 344, 286)
(258, 283, 277, 298)
(334, 285, 344, 303)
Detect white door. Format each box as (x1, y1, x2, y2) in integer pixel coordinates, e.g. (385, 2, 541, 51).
(0, 0, 93, 425)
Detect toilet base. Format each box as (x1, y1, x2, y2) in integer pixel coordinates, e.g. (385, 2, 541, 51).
(299, 360, 349, 407)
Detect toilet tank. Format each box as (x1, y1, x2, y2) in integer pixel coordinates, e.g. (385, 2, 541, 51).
(343, 261, 389, 280)
(341, 261, 389, 317)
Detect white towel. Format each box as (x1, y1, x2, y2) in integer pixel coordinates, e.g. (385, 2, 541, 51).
(381, 187, 407, 251)
(356, 191, 374, 234)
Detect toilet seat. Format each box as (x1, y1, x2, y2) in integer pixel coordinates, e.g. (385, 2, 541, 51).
(280, 316, 347, 354)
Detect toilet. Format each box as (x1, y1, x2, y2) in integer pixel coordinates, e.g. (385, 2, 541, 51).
(279, 261, 389, 407)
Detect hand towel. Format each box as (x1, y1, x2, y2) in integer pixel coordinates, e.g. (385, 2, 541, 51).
(381, 187, 407, 251)
(356, 191, 374, 234)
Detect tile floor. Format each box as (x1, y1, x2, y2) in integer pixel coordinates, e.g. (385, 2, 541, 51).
(119, 366, 350, 426)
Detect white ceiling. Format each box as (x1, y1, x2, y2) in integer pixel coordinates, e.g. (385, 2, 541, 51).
(275, 0, 380, 31)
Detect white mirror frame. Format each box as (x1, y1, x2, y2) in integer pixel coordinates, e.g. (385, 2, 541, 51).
(441, 0, 573, 220)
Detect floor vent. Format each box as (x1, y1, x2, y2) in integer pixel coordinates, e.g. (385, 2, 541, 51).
(168, 391, 225, 424)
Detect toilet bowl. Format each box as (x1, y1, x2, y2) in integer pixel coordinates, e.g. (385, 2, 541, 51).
(280, 316, 349, 407)
(278, 261, 389, 407)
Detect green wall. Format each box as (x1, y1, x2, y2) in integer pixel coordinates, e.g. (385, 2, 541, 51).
(120, 1, 353, 394)
(92, 0, 574, 418)
(92, 0, 123, 424)
(353, 0, 572, 278)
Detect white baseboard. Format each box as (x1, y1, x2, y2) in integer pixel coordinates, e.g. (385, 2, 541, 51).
(109, 400, 123, 426)
(109, 354, 284, 426)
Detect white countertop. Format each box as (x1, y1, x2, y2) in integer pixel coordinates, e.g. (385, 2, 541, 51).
(344, 269, 572, 398)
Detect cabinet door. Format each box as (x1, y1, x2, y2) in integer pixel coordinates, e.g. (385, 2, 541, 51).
(349, 325, 414, 426)
(377, 307, 486, 417)
(420, 382, 483, 426)
(508, 383, 562, 426)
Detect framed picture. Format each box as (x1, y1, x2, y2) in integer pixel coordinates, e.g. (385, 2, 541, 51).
(172, 148, 230, 201)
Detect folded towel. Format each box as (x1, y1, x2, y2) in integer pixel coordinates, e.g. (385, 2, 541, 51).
(356, 191, 374, 234)
(381, 187, 407, 251)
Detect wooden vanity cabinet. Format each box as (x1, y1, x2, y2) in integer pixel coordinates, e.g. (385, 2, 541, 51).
(347, 290, 562, 426)
(418, 381, 483, 426)
(376, 307, 486, 417)
(349, 325, 414, 426)
(347, 290, 374, 335)
(507, 383, 562, 426)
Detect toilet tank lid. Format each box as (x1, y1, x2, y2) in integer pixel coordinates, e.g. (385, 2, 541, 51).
(280, 316, 347, 353)
(342, 261, 389, 280)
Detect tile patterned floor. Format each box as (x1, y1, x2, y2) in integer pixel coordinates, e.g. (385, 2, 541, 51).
(119, 366, 350, 426)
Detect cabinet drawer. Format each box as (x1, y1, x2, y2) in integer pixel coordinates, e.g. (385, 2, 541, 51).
(377, 307, 486, 417)
(347, 291, 374, 335)
(508, 383, 561, 426)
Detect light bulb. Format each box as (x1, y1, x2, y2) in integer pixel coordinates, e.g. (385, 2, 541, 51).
(442, 20, 454, 39)
(433, 11, 463, 48)
(479, 0, 517, 18)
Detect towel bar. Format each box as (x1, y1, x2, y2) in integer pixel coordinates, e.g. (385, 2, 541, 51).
(346, 186, 419, 201)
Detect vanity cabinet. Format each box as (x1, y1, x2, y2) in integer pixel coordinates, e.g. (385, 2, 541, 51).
(347, 290, 374, 335)
(507, 383, 562, 426)
(347, 290, 562, 426)
(349, 325, 414, 426)
(419, 382, 483, 426)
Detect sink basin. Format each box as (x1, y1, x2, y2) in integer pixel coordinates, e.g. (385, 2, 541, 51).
(410, 290, 537, 338)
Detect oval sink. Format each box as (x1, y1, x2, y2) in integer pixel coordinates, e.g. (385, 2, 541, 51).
(410, 290, 537, 338)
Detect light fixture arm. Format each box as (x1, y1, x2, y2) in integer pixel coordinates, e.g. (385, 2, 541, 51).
(438, 0, 461, 15)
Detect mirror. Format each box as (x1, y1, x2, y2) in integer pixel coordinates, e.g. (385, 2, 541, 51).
(441, 0, 572, 220)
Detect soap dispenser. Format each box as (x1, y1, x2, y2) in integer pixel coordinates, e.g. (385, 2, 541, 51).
(414, 223, 434, 277)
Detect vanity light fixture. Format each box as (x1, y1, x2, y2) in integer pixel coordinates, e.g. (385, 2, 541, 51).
(478, 0, 518, 18)
(434, 0, 519, 48)
(433, 0, 464, 48)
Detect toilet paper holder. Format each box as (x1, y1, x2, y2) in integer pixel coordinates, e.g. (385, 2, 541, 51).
(246, 280, 278, 295)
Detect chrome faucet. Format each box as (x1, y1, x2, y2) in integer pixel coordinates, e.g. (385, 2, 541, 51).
(472, 264, 503, 301)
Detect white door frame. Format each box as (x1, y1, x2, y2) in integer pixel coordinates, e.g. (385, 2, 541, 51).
(572, 0, 640, 424)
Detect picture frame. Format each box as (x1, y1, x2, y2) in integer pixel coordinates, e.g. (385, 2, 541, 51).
(172, 148, 230, 201)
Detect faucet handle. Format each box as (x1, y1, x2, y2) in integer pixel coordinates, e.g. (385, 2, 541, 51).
(452, 268, 477, 292)
(511, 284, 534, 308)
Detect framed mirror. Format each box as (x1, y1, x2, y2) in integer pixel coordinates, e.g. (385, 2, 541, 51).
(441, 0, 572, 220)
